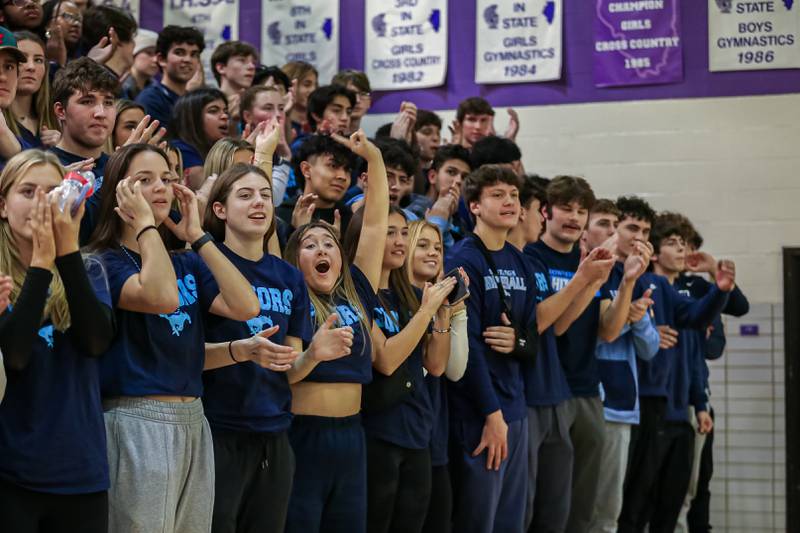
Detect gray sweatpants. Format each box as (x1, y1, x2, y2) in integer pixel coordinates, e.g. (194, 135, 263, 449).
(104, 397, 215, 533)
(589, 420, 631, 533)
(525, 401, 574, 533)
(565, 396, 606, 533)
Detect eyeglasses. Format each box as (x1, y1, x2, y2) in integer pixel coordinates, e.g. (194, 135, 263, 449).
(59, 12, 82, 24)
(4, 0, 40, 7)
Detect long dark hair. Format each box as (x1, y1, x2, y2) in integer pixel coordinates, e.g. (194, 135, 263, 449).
(344, 205, 419, 321)
(202, 162, 275, 247)
(170, 87, 228, 160)
(87, 143, 174, 251)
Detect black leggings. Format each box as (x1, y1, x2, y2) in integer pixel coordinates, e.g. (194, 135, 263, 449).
(366, 436, 432, 533)
(422, 464, 453, 533)
(0, 478, 108, 533)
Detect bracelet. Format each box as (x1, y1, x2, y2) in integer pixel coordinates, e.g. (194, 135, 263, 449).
(228, 340, 240, 363)
(432, 326, 452, 334)
(191, 232, 215, 252)
(135, 225, 158, 241)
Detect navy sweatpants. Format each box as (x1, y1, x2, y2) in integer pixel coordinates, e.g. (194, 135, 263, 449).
(285, 415, 366, 533)
(451, 417, 529, 533)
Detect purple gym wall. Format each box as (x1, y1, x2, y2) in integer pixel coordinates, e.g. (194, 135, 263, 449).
(140, 0, 800, 113)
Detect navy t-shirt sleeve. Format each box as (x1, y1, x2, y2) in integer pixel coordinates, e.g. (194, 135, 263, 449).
(350, 264, 378, 324)
(99, 249, 139, 305)
(188, 252, 221, 312)
(287, 270, 313, 342)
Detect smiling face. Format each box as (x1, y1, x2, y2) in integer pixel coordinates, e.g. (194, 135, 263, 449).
(202, 98, 229, 143)
(411, 225, 442, 284)
(127, 150, 178, 225)
(113, 107, 145, 148)
(297, 225, 343, 294)
(616, 215, 651, 259)
(382, 211, 409, 272)
(15, 39, 44, 97)
(55, 89, 116, 150)
(546, 201, 589, 246)
(470, 182, 520, 230)
(160, 42, 201, 85)
(213, 172, 272, 241)
(0, 162, 60, 243)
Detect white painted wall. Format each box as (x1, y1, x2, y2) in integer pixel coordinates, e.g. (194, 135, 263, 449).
(365, 93, 799, 531)
(364, 93, 800, 303)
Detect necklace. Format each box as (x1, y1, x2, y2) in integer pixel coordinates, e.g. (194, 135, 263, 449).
(120, 244, 141, 272)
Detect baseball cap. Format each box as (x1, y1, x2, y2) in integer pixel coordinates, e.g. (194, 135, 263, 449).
(0, 27, 27, 63)
(133, 29, 158, 57)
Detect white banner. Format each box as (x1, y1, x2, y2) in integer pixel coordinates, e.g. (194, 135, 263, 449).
(709, 0, 800, 71)
(96, 0, 140, 22)
(164, 0, 239, 87)
(365, 0, 447, 91)
(261, 0, 339, 84)
(475, 0, 562, 84)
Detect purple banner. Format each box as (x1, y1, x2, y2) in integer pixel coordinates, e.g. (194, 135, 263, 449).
(593, 0, 683, 87)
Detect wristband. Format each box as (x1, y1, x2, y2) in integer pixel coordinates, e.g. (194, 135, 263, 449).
(432, 326, 452, 334)
(135, 225, 158, 241)
(191, 232, 215, 252)
(228, 341, 240, 363)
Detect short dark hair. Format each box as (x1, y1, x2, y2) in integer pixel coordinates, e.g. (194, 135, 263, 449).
(616, 196, 655, 225)
(546, 175, 595, 211)
(81, 5, 137, 48)
(415, 109, 442, 132)
(331, 69, 371, 93)
(463, 164, 521, 204)
(591, 198, 621, 218)
(52, 57, 120, 108)
(156, 26, 205, 59)
(253, 64, 290, 90)
(650, 212, 690, 254)
(456, 97, 494, 123)
(210, 41, 258, 85)
(169, 87, 227, 159)
(470, 135, 521, 168)
(306, 85, 355, 131)
(431, 144, 471, 172)
(293, 134, 354, 192)
(520, 174, 547, 210)
(375, 122, 392, 138)
(374, 138, 416, 178)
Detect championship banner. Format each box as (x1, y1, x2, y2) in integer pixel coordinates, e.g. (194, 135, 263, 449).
(593, 0, 683, 87)
(365, 0, 448, 91)
(96, 0, 140, 22)
(164, 0, 239, 86)
(261, 0, 339, 84)
(709, 0, 800, 71)
(475, 0, 562, 84)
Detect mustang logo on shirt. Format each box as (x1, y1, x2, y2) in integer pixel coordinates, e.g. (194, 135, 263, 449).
(159, 310, 192, 336)
(247, 314, 274, 336)
(38, 325, 54, 348)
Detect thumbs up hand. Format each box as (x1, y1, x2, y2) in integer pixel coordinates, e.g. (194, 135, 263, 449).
(308, 313, 355, 362)
(235, 324, 299, 372)
(628, 288, 654, 323)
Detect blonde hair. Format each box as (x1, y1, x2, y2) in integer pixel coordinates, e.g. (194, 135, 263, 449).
(284, 221, 371, 353)
(0, 150, 69, 330)
(406, 220, 443, 285)
(203, 138, 254, 181)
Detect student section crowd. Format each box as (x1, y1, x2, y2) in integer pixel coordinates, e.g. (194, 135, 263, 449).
(0, 5, 749, 533)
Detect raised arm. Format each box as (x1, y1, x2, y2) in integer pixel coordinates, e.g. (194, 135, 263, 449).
(164, 184, 259, 321)
(333, 130, 389, 291)
(114, 178, 179, 314)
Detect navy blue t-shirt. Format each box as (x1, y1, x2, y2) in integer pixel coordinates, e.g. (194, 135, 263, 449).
(446, 238, 533, 425)
(49, 146, 110, 246)
(0, 262, 111, 494)
(525, 240, 611, 398)
(171, 139, 203, 170)
(522, 253, 572, 407)
(362, 287, 433, 450)
(202, 245, 312, 434)
(99, 248, 219, 397)
(304, 265, 377, 384)
(136, 81, 180, 133)
(17, 122, 44, 150)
